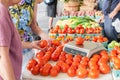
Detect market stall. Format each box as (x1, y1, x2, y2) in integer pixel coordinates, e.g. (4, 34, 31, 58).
(22, 0, 120, 80)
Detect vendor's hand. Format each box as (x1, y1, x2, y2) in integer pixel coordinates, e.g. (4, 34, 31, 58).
(109, 10, 118, 19)
(31, 41, 41, 50)
(98, 15, 104, 23)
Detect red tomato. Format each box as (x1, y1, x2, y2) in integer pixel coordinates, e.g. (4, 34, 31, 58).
(36, 52, 44, 60)
(51, 39, 61, 46)
(40, 63, 52, 76)
(75, 37, 84, 45)
(47, 46, 56, 53)
(76, 67, 88, 78)
(65, 53, 73, 60)
(50, 67, 58, 77)
(61, 63, 69, 73)
(31, 64, 40, 75)
(39, 40, 48, 48)
(79, 29, 85, 34)
(26, 63, 35, 71)
(75, 29, 80, 34)
(28, 58, 37, 66)
(67, 67, 76, 77)
(54, 65, 61, 73)
(88, 69, 100, 78)
(67, 30, 73, 34)
(99, 64, 110, 74)
(65, 59, 73, 66)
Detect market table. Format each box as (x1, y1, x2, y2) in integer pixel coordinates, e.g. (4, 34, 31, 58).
(22, 69, 113, 80)
(21, 49, 114, 80)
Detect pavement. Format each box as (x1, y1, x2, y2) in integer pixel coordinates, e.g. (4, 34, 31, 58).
(37, 2, 61, 33)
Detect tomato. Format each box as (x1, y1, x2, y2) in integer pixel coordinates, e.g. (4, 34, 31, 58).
(60, 51, 67, 56)
(72, 61, 80, 68)
(67, 30, 73, 34)
(100, 50, 108, 56)
(92, 36, 97, 42)
(28, 58, 37, 66)
(65, 53, 73, 60)
(47, 46, 56, 53)
(31, 64, 40, 75)
(73, 54, 82, 62)
(54, 65, 61, 73)
(97, 38, 103, 42)
(75, 37, 84, 45)
(103, 37, 108, 42)
(40, 63, 52, 76)
(51, 39, 61, 46)
(50, 67, 58, 77)
(61, 63, 69, 73)
(114, 63, 120, 70)
(99, 64, 110, 74)
(117, 48, 120, 54)
(64, 25, 69, 30)
(76, 67, 88, 78)
(62, 29, 67, 34)
(88, 69, 100, 78)
(65, 59, 73, 66)
(80, 60, 88, 67)
(39, 40, 48, 48)
(79, 28, 85, 34)
(36, 52, 44, 60)
(55, 25, 60, 29)
(98, 58, 108, 66)
(89, 64, 99, 70)
(58, 29, 62, 34)
(26, 63, 35, 71)
(82, 57, 89, 62)
(59, 55, 66, 61)
(75, 29, 80, 34)
(114, 46, 119, 51)
(51, 50, 61, 61)
(67, 67, 76, 77)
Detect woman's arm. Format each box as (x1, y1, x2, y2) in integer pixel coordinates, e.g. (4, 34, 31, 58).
(109, 2, 120, 19)
(22, 41, 41, 49)
(0, 47, 15, 80)
(30, 1, 50, 40)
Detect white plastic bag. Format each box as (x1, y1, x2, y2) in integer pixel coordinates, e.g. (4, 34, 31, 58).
(112, 18, 120, 33)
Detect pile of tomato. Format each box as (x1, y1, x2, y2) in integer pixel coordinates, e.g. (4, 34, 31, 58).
(26, 39, 111, 79)
(110, 46, 120, 70)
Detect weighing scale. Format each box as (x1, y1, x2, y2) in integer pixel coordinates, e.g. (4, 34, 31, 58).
(63, 41, 106, 58)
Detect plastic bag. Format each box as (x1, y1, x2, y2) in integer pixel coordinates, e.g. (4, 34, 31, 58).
(112, 18, 120, 33)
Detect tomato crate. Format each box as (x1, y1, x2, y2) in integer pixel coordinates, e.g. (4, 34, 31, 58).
(110, 62, 120, 80)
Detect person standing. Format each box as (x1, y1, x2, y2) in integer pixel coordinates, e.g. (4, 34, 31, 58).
(46, 0, 57, 31)
(0, 0, 22, 80)
(9, 0, 50, 72)
(101, 0, 120, 42)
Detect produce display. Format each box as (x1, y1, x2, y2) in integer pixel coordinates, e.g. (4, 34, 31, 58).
(26, 39, 111, 79)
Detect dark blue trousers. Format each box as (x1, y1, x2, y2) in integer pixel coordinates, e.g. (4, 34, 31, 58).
(104, 15, 118, 42)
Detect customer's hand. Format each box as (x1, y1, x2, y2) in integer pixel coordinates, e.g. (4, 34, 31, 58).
(31, 40, 41, 50)
(109, 10, 118, 19)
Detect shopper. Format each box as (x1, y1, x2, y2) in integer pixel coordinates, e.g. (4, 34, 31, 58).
(46, 0, 57, 31)
(9, 0, 50, 72)
(100, 0, 120, 42)
(0, 0, 22, 80)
